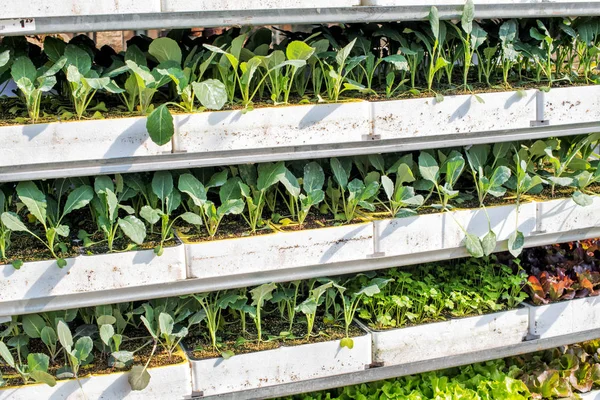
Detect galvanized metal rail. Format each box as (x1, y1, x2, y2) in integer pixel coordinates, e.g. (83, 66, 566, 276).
(2, 225, 599, 318)
(1, 120, 599, 183)
(200, 328, 600, 400)
(2, 2, 600, 36)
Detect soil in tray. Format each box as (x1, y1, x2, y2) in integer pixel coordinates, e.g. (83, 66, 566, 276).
(0, 80, 591, 127)
(0, 330, 184, 387)
(179, 182, 600, 243)
(184, 317, 364, 360)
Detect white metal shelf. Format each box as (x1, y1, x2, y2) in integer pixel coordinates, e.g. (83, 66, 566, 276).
(1, 120, 598, 183)
(199, 327, 600, 400)
(2, 2, 600, 36)
(1, 226, 599, 318)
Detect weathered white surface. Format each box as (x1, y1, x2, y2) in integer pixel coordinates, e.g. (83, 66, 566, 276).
(4, 0, 158, 18)
(0, 244, 186, 302)
(364, 309, 529, 365)
(0, 116, 168, 167)
(525, 297, 600, 339)
(174, 102, 369, 153)
(361, 0, 584, 4)
(184, 223, 373, 279)
(0, 359, 191, 399)
(580, 390, 600, 400)
(537, 197, 600, 233)
(375, 203, 537, 257)
(372, 90, 536, 139)
(187, 334, 371, 396)
(164, 0, 359, 11)
(543, 85, 600, 124)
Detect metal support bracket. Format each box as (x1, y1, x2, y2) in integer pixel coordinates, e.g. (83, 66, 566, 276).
(531, 89, 550, 127)
(525, 333, 541, 341)
(362, 134, 381, 141)
(0, 316, 11, 324)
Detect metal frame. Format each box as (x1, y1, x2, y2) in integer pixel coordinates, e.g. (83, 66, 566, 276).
(2, 226, 599, 318)
(1, 120, 598, 183)
(3, 3, 600, 36)
(199, 328, 600, 399)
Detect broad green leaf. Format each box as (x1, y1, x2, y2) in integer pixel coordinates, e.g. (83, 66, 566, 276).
(152, 171, 174, 202)
(464, 233, 484, 258)
(461, 0, 475, 35)
(286, 41, 315, 61)
(250, 282, 278, 307)
(220, 177, 243, 203)
(340, 337, 354, 349)
(22, 314, 46, 338)
(383, 54, 409, 71)
(65, 45, 92, 76)
(418, 152, 439, 183)
(129, 365, 151, 391)
(146, 104, 174, 146)
(11, 57, 37, 83)
(57, 320, 73, 350)
(1, 212, 30, 233)
(573, 190, 593, 207)
(0, 342, 15, 368)
(508, 230, 525, 257)
(499, 20, 518, 44)
(471, 22, 488, 50)
(118, 216, 147, 244)
(100, 324, 115, 346)
(181, 212, 203, 225)
(280, 168, 301, 198)
(158, 313, 174, 336)
(381, 175, 394, 201)
(0, 50, 9, 69)
(28, 353, 50, 373)
(303, 162, 325, 193)
(331, 158, 349, 189)
(125, 45, 147, 68)
(16, 181, 47, 225)
(336, 38, 357, 67)
(257, 162, 286, 192)
(41, 327, 57, 348)
(482, 230, 497, 256)
(193, 79, 227, 110)
(429, 7, 440, 41)
(179, 173, 207, 206)
(30, 370, 56, 387)
(489, 166, 511, 188)
(149, 37, 182, 65)
(43, 37, 67, 63)
(445, 153, 466, 186)
(217, 199, 245, 217)
(466, 145, 489, 173)
(63, 185, 94, 217)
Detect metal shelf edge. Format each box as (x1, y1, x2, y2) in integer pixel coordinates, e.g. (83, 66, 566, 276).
(5, 3, 600, 36)
(200, 328, 600, 400)
(1, 121, 598, 183)
(1, 226, 599, 318)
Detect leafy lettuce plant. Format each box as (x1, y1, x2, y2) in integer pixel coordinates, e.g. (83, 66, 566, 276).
(296, 281, 333, 340)
(1, 181, 94, 267)
(140, 171, 195, 255)
(0, 341, 56, 387)
(88, 175, 147, 252)
(237, 162, 286, 232)
(61, 45, 123, 119)
(178, 172, 245, 237)
(465, 143, 512, 256)
(279, 162, 326, 225)
(328, 158, 379, 222)
(10, 56, 63, 122)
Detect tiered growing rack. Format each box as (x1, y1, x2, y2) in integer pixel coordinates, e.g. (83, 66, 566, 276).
(2, 1, 600, 399)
